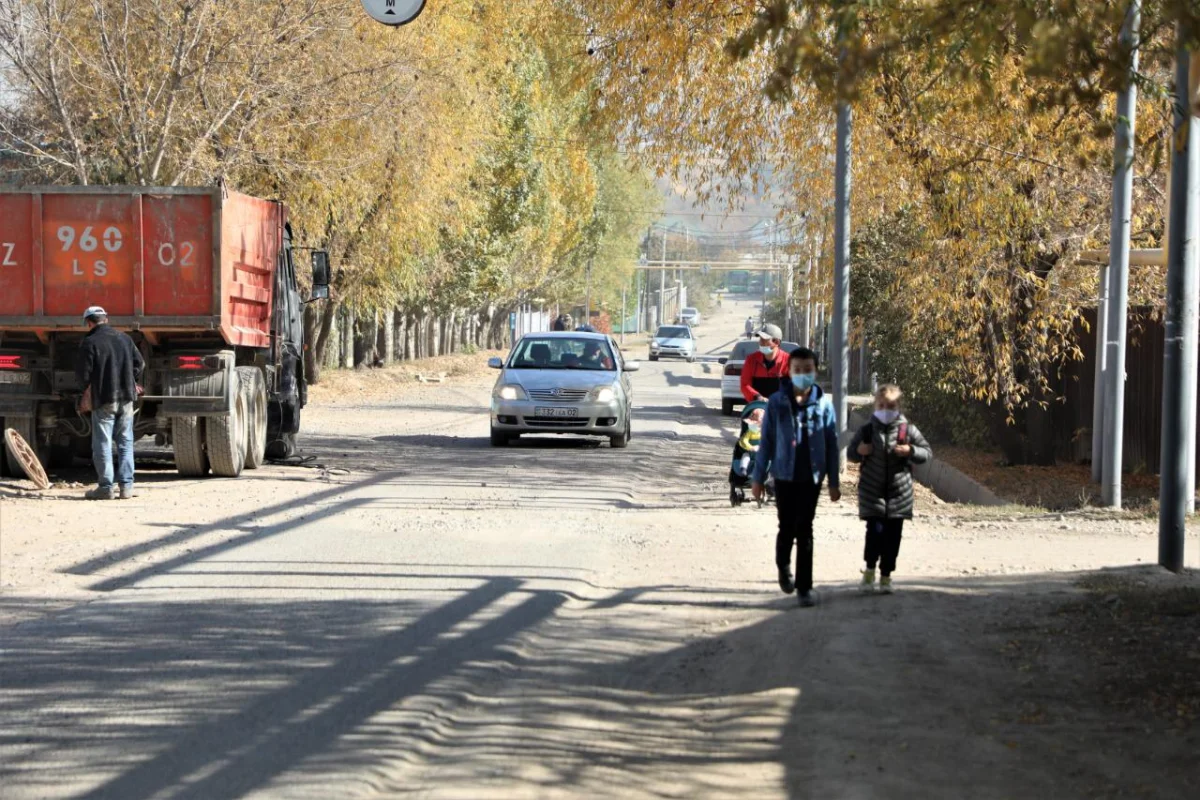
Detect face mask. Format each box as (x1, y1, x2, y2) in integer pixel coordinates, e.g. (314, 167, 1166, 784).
(759, 345, 775, 358)
(791, 372, 816, 392)
(874, 409, 900, 425)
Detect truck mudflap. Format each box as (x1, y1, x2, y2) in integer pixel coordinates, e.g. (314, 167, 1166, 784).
(148, 350, 235, 417)
(0, 350, 45, 416)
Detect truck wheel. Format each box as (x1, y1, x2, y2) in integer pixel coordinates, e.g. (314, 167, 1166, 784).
(238, 367, 267, 470)
(0, 418, 9, 478)
(207, 371, 247, 478)
(3, 416, 43, 478)
(173, 416, 209, 476)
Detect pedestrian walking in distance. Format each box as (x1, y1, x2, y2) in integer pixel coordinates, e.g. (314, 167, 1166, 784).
(76, 306, 144, 500)
(752, 347, 841, 607)
(744, 316, 755, 339)
(847, 384, 931, 594)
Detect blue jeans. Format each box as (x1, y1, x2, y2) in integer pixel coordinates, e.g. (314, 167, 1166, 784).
(92, 402, 135, 490)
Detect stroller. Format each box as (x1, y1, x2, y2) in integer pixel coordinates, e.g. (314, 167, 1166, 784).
(729, 399, 774, 507)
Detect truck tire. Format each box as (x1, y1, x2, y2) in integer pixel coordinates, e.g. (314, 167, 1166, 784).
(0, 418, 9, 478)
(207, 370, 247, 478)
(173, 416, 209, 476)
(238, 367, 267, 470)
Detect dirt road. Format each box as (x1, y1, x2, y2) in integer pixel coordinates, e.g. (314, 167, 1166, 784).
(1, 298, 1197, 799)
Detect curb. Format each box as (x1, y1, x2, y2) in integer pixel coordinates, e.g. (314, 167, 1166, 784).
(845, 408, 1007, 507)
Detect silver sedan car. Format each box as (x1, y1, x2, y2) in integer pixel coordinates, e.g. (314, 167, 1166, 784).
(488, 331, 639, 448)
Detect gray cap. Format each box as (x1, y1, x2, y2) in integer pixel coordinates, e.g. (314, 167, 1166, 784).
(82, 305, 107, 321)
(757, 323, 783, 341)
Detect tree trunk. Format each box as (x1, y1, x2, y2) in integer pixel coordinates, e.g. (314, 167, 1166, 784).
(382, 308, 395, 363)
(304, 300, 337, 385)
(356, 310, 379, 367)
(324, 311, 341, 370)
(342, 306, 355, 369)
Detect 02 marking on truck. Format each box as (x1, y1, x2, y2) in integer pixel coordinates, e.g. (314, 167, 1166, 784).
(158, 241, 197, 267)
(1, 243, 15, 266)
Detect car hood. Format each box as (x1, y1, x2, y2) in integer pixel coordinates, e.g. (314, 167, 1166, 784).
(502, 369, 615, 391)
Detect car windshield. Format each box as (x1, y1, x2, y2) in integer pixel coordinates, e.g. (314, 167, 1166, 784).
(656, 326, 691, 339)
(730, 341, 759, 360)
(509, 336, 616, 370)
(729, 340, 800, 361)
(682, 308, 698, 315)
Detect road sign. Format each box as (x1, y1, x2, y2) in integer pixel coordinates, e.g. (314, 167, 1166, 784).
(359, 0, 425, 26)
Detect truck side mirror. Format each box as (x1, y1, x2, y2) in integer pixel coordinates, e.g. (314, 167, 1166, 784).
(310, 251, 331, 300)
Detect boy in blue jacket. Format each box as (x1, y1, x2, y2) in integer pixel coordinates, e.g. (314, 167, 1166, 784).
(752, 347, 842, 607)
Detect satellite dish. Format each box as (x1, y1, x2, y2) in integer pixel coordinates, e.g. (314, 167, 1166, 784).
(360, 0, 425, 26)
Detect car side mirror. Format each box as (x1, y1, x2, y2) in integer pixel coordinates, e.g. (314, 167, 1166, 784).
(718, 357, 728, 365)
(487, 357, 504, 369)
(310, 251, 331, 300)
(624, 361, 641, 372)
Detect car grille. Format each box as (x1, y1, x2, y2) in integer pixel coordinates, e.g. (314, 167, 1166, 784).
(523, 416, 590, 428)
(528, 389, 589, 403)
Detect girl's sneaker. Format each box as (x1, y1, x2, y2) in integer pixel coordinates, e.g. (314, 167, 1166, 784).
(879, 575, 894, 594)
(859, 569, 876, 594)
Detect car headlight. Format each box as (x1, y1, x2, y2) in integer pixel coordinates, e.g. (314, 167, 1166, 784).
(497, 385, 527, 401)
(650, 342, 660, 350)
(592, 386, 617, 403)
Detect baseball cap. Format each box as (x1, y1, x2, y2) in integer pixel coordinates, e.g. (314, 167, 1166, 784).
(757, 323, 783, 341)
(82, 305, 107, 320)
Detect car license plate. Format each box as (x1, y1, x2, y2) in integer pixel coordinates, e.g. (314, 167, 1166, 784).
(535, 407, 578, 418)
(0, 372, 31, 385)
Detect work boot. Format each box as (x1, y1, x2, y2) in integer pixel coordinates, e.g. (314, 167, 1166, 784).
(798, 590, 817, 608)
(85, 486, 115, 501)
(859, 569, 876, 594)
(119, 485, 137, 500)
(777, 566, 795, 595)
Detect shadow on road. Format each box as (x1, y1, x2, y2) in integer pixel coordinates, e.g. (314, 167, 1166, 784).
(3, 567, 1194, 798)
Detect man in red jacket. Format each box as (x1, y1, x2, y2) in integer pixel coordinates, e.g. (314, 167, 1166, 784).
(741, 323, 789, 404)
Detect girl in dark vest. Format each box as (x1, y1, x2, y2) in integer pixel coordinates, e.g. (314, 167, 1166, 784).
(847, 384, 932, 594)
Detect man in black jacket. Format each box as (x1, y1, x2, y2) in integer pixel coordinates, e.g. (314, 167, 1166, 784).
(76, 306, 144, 500)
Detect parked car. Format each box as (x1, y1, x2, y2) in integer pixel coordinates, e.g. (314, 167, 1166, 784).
(721, 340, 800, 415)
(488, 332, 638, 448)
(680, 307, 701, 326)
(649, 325, 696, 362)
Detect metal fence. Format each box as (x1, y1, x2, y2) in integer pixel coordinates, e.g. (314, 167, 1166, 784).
(1055, 307, 1190, 478)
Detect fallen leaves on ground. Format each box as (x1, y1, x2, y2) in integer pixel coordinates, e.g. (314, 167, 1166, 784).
(937, 446, 1165, 512)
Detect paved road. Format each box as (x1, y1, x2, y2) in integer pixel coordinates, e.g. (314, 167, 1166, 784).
(3, 297, 1187, 799)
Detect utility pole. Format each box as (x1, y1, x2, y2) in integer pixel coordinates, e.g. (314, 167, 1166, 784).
(1159, 33, 1199, 572)
(832, 100, 852, 454)
(659, 229, 667, 329)
(1101, 1, 1141, 507)
(585, 256, 593, 326)
(621, 285, 627, 345)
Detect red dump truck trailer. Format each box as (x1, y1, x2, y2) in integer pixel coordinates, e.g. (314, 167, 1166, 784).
(0, 186, 330, 479)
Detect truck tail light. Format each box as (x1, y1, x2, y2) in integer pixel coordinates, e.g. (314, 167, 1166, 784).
(175, 355, 223, 370)
(724, 364, 741, 377)
(0, 355, 22, 370)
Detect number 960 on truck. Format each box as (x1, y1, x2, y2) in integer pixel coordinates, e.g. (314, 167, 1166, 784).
(0, 186, 330, 479)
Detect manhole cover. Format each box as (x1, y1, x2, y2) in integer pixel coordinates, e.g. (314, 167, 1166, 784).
(4, 428, 50, 490)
